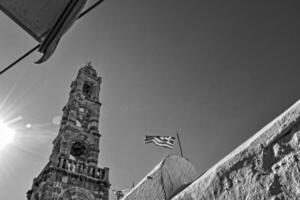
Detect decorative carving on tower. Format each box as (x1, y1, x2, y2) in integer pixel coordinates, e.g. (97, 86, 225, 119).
(27, 63, 110, 200)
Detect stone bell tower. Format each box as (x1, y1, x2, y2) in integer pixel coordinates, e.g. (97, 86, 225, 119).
(27, 63, 110, 200)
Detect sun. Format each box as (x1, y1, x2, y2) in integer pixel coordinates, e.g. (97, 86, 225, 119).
(0, 121, 15, 150)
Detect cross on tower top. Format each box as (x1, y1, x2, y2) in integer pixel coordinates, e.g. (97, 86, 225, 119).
(86, 61, 92, 67)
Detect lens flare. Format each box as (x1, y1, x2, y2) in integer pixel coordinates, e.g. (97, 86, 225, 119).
(0, 121, 15, 150)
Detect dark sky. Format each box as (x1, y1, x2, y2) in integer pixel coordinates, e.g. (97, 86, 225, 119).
(0, 1, 300, 199)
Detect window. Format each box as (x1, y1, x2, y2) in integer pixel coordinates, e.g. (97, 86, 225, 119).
(70, 142, 86, 158)
(82, 82, 93, 98)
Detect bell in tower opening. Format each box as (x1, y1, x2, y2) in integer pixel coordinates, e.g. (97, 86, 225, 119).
(27, 63, 110, 200)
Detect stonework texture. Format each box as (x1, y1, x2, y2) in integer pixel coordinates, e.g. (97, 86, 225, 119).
(122, 154, 199, 200)
(27, 64, 109, 200)
(171, 100, 300, 200)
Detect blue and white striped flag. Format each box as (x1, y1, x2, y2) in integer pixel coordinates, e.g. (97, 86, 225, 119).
(145, 135, 176, 149)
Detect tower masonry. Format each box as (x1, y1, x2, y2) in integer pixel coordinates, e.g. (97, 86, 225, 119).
(27, 63, 110, 200)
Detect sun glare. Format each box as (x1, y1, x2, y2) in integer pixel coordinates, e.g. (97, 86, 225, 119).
(0, 121, 15, 150)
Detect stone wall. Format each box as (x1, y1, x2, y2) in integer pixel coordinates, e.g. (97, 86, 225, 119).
(171, 100, 300, 200)
(122, 154, 198, 200)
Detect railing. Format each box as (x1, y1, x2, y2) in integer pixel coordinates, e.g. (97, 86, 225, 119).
(57, 157, 107, 181)
(28, 157, 109, 199)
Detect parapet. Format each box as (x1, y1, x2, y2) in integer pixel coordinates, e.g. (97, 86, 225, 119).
(172, 100, 300, 200)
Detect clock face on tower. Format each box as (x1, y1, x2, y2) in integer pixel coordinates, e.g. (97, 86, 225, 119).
(70, 142, 87, 158)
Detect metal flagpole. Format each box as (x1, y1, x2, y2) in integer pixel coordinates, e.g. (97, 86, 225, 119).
(176, 131, 184, 157)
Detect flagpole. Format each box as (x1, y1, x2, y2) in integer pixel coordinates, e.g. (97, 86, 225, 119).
(176, 131, 184, 157)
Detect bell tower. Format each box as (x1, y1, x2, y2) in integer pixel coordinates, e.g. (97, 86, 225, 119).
(27, 63, 110, 200)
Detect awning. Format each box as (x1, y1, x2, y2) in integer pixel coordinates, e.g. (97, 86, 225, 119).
(0, 0, 88, 63)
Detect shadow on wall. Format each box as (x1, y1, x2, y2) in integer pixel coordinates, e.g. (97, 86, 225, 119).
(122, 154, 199, 200)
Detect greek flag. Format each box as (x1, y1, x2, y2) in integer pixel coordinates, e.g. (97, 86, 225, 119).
(145, 135, 176, 149)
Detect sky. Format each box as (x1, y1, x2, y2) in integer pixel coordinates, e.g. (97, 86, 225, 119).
(0, 1, 300, 199)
